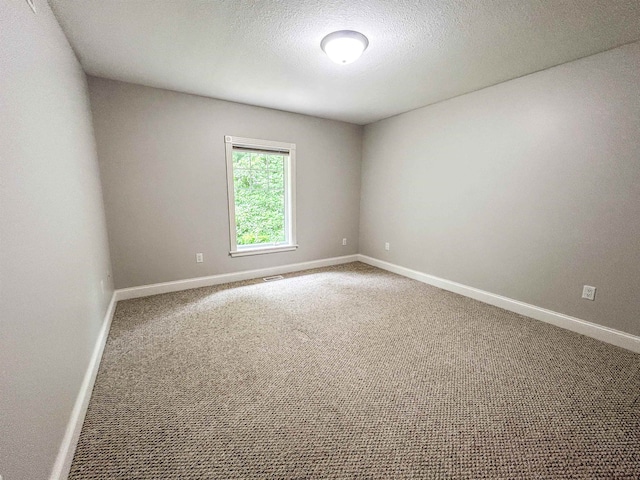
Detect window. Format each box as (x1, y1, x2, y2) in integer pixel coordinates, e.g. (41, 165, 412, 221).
(225, 136, 297, 257)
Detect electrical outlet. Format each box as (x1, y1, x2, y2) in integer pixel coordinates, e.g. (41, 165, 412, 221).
(582, 285, 596, 301)
(342, 238, 347, 246)
(385, 242, 390, 251)
(196, 253, 204, 263)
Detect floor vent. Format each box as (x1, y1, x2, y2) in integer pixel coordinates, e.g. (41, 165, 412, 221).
(263, 275, 284, 282)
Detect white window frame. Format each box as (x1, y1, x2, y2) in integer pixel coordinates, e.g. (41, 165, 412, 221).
(225, 135, 297, 257)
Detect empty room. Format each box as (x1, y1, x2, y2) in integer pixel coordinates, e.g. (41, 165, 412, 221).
(2, 0, 640, 479)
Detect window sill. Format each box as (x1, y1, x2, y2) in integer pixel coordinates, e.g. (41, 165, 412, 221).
(230, 245, 298, 258)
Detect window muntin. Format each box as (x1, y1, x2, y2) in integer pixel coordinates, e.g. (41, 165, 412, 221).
(225, 136, 297, 257)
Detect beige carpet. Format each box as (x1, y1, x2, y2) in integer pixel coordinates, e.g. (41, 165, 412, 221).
(70, 262, 640, 479)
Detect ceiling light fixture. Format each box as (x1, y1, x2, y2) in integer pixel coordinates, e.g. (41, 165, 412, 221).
(321, 30, 369, 65)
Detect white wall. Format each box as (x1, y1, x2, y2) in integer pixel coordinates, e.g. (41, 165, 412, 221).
(0, 2, 113, 479)
(360, 42, 640, 337)
(88, 77, 362, 289)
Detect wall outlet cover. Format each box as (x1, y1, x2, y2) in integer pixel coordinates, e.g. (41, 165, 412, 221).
(582, 285, 596, 301)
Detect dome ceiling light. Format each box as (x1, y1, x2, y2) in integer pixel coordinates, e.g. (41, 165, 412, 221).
(320, 30, 369, 65)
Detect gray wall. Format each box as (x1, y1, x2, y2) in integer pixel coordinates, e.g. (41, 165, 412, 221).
(88, 77, 362, 289)
(360, 41, 640, 337)
(0, 2, 113, 480)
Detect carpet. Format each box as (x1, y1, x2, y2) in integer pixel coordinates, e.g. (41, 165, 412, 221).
(69, 262, 640, 479)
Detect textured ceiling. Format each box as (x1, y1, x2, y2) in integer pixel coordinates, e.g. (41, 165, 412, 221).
(50, 0, 640, 125)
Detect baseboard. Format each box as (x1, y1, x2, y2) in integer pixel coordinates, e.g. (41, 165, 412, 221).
(357, 255, 640, 354)
(49, 292, 118, 480)
(115, 254, 360, 301)
(47, 253, 637, 480)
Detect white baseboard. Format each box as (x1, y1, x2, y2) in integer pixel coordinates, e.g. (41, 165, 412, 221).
(48, 253, 637, 480)
(357, 255, 640, 354)
(115, 254, 360, 301)
(49, 292, 118, 480)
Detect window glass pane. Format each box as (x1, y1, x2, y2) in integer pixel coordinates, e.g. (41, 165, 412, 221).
(233, 151, 286, 246)
(233, 151, 252, 169)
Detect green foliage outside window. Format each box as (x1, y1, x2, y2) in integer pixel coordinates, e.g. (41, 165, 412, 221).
(233, 151, 286, 245)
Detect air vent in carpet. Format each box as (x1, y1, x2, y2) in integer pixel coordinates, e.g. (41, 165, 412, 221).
(263, 275, 284, 282)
